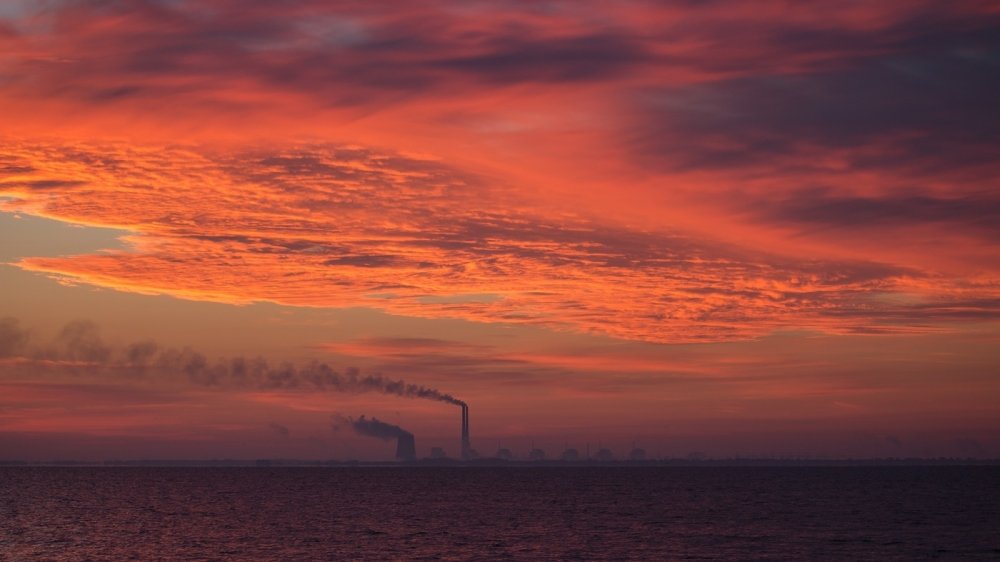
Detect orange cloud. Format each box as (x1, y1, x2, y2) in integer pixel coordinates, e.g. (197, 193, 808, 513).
(0, 1, 998, 342)
(2, 139, 997, 343)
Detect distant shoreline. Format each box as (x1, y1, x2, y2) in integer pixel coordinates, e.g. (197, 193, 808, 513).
(3, 458, 999, 468)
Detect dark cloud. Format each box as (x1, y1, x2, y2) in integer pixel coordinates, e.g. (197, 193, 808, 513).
(1, 0, 996, 122)
(817, 297, 1000, 324)
(907, 299, 1000, 320)
(324, 255, 404, 268)
(434, 33, 646, 83)
(0, 165, 34, 174)
(761, 189, 1000, 235)
(632, 22, 1000, 172)
(725, 5, 999, 66)
(0, 179, 88, 190)
(0, 0, 652, 111)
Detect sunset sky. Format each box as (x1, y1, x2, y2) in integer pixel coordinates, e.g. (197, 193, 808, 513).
(1, 0, 998, 461)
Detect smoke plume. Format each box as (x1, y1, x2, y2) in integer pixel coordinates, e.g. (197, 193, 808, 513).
(268, 422, 290, 438)
(336, 415, 412, 441)
(1, 318, 466, 408)
(333, 414, 418, 461)
(0, 317, 29, 358)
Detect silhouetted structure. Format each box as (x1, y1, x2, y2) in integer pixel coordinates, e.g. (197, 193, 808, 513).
(561, 448, 580, 461)
(430, 447, 447, 459)
(461, 403, 476, 460)
(528, 448, 546, 461)
(395, 433, 416, 461)
(345, 415, 416, 462)
(595, 448, 614, 461)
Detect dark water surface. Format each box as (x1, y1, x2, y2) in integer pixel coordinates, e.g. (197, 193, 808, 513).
(2, 466, 999, 560)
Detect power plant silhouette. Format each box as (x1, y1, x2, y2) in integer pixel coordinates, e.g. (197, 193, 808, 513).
(348, 404, 650, 463)
(345, 402, 476, 461)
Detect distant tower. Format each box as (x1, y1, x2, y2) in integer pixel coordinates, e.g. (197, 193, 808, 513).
(395, 433, 416, 462)
(461, 403, 471, 460)
(459, 403, 478, 460)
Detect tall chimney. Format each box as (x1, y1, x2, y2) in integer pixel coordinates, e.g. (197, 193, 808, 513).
(461, 403, 470, 460)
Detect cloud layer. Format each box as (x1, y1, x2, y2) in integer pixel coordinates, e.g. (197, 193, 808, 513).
(4, 139, 996, 342)
(1, 0, 998, 343)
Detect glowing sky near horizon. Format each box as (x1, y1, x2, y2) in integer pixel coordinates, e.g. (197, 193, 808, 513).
(1, 0, 998, 460)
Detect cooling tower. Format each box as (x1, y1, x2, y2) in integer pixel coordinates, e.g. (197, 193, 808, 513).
(395, 433, 416, 461)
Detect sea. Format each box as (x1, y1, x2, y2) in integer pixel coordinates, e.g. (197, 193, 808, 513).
(2, 466, 998, 560)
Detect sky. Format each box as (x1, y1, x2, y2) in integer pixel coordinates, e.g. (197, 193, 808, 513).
(1, 0, 998, 461)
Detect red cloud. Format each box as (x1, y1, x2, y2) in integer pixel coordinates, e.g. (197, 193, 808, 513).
(3, 140, 997, 342)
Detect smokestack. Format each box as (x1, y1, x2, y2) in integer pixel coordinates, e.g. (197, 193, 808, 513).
(461, 403, 471, 460)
